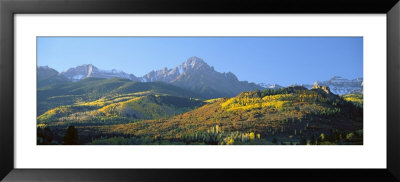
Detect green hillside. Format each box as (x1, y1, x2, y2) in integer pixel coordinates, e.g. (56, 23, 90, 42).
(38, 94, 204, 126)
(37, 77, 202, 116)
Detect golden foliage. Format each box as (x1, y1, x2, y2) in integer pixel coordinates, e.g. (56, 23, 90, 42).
(221, 93, 293, 111)
(37, 123, 47, 128)
(342, 94, 363, 106)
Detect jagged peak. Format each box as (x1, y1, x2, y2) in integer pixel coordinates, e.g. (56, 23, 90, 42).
(182, 56, 209, 70)
(186, 56, 205, 63)
(62, 64, 97, 72)
(312, 84, 332, 94)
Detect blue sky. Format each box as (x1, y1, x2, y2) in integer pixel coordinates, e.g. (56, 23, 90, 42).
(37, 37, 363, 86)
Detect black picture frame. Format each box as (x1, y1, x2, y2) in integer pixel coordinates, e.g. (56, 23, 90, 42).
(1, 0, 399, 181)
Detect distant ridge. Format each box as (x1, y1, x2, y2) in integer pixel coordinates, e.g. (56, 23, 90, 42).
(304, 76, 363, 95)
(60, 64, 140, 82)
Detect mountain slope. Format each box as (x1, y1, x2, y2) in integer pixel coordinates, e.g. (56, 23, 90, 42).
(142, 56, 263, 98)
(37, 77, 202, 116)
(37, 66, 70, 87)
(92, 86, 362, 144)
(38, 94, 205, 126)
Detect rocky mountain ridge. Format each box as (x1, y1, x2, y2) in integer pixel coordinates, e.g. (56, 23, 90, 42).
(38, 57, 362, 97)
(38, 57, 262, 98)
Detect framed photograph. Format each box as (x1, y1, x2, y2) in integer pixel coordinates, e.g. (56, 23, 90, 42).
(1, 0, 399, 181)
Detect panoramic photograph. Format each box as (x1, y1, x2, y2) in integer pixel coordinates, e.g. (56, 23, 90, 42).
(36, 37, 363, 145)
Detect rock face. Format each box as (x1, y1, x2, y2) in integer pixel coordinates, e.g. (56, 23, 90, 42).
(305, 76, 363, 95)
(142, 57, 214, 82)
(142, 56, 263, 98)
(60, 64, 140, 82)
(312, 83, 332, 95)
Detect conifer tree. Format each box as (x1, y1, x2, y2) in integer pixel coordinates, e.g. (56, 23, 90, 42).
(63, 126, 78, 145)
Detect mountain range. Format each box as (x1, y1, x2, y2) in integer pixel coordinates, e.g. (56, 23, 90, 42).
(61, 64, 140, 82)
(36, 57, 364, 145)
(304, 76, 363, 95)
(38, 56, 363, 97)
(38, 57, 262, 98)
(258, 76, 363, 95)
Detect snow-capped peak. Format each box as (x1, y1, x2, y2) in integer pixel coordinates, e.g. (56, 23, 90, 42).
(258, 83, 283, 89)
(60, 64, 138, 82)
(309, 76, 363, 95)
(141, 56, 214, 83)
(182, 56, 209, 70)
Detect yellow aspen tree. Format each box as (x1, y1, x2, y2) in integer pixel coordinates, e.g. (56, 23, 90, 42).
(249, 132, 255, 140)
